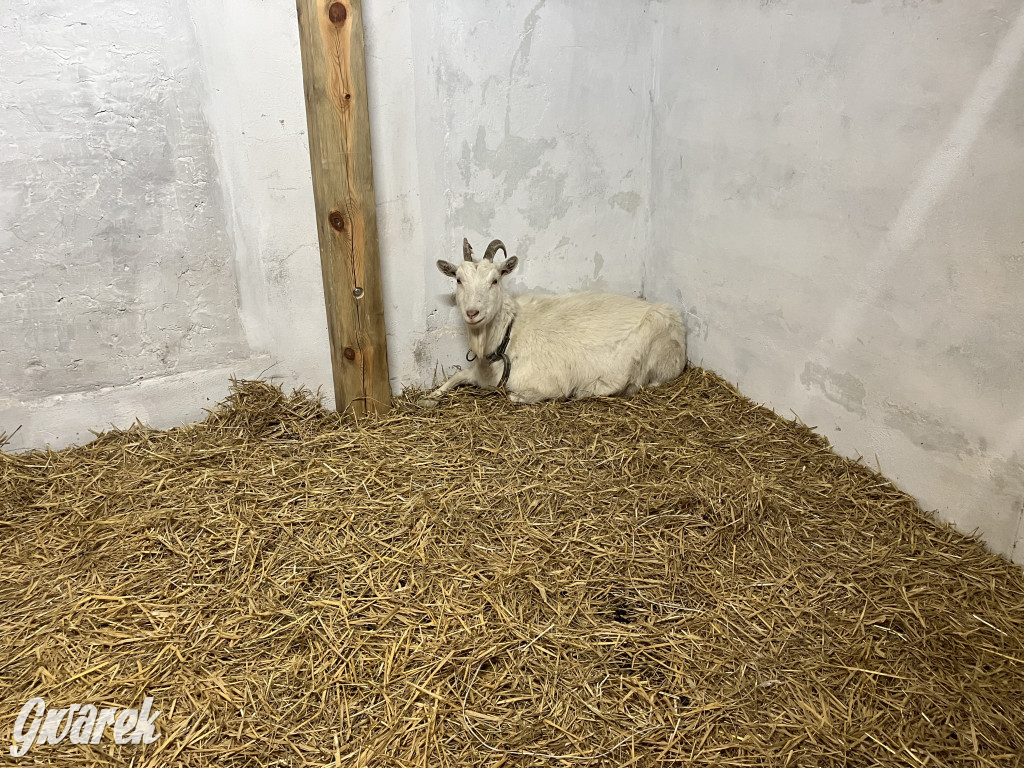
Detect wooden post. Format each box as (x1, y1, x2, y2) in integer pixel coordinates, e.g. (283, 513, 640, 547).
(295, 0, 391, 416)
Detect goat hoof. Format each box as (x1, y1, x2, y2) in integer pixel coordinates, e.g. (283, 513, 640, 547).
(417, 397, 439, 410)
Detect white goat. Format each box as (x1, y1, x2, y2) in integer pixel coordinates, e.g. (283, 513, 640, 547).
(418, 238, 687, 407)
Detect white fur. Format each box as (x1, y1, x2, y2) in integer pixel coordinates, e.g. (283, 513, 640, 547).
(420, 239, 688, 406)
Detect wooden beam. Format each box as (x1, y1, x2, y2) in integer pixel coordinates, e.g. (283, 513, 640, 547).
(295, 0, 391, 416)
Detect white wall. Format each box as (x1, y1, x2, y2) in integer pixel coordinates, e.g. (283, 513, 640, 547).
(3, 0, 1022, 564)
(377, 0, 655, 384)
(648, 0, 1024, 563)
(1, 0, 654, 448)
(0, 0, 325, 448)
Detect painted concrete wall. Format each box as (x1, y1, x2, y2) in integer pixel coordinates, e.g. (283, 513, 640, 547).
(192, 0, 654, 398)
(3, 0, 1021, 565)
(384, 0, 654, 383)
(184, 0, 334, 399)
(0, 1, 247, 402)
(648, 0, 1024, 563)
(0, 0, 318, 449)
(1, 0, 654, 450)
(0, 0, 255, 443)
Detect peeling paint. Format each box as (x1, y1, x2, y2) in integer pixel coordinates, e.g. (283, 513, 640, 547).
(521, 165, 570, 227)
(800, 363, 867, 415)
(458, 127, 556, 201)
(610, 190, 643, 214)
(416, 0, 652, 388)
(579, 251, 609, 292)
(882, 401, 975, 456)
(452, 195, 497, 233)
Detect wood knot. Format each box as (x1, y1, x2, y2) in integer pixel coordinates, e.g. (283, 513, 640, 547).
(344, 347, 357, 361)
(329, 2, 347, 23)
(329, 211, 345, 232)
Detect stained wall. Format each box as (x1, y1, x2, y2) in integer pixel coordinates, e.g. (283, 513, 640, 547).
(3, 0, 1021, 563)
(648, 0, 1024, 562)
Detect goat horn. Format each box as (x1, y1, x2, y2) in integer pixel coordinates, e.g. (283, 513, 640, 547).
(483, 240, 506, 262)
(462, 238, 474, 261)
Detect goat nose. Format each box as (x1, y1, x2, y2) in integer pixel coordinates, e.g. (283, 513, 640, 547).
(466, 309, 479, 318)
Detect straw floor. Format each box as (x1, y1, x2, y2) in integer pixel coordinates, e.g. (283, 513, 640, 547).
(1, 368, 1022, 767)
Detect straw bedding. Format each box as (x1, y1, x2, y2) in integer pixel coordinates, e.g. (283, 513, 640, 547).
(1, 368, 1022, 767)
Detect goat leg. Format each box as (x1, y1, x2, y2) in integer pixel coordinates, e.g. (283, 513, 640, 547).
(416, 366, 480, 409)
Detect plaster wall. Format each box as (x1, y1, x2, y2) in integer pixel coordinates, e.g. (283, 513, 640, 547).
(0, 0, 259, 447)
(4, 0, 1021, 565)
(391, 0, 655, 381)
(648, 0, 1024, 563)
(0, 0, 317, 449)
(1, 0, 654, 450)
(195, 0, 655, 397)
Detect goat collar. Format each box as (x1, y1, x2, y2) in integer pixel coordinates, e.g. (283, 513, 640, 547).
(485, 317, 514, 388)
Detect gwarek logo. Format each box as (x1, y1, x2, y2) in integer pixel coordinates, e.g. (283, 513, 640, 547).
(10, 697, 161, 757)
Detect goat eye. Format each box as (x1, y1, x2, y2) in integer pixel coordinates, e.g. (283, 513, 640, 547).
(491, 279, 498, 285)
(456, 278, 462, 285)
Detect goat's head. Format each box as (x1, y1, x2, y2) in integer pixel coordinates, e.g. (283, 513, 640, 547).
(437, 238, 518, 327)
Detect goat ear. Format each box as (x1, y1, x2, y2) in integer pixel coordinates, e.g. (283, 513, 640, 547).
(437, 260, 458, 278)
(499, 256, 518, 276)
